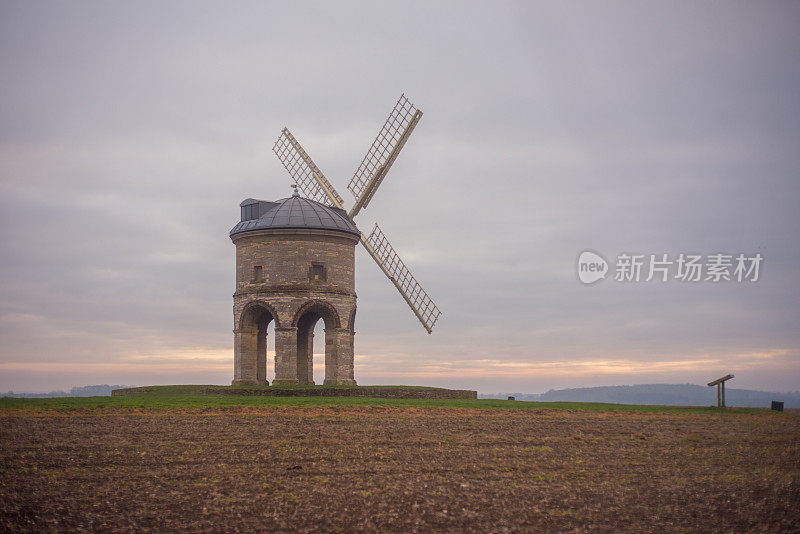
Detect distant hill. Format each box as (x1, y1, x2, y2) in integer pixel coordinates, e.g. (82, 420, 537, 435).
(1, 385, 131, 398)
(480, 384, 800, 408)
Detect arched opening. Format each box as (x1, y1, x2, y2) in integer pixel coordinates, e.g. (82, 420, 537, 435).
(265, 321, 276, 383)
(312, 320, 325, 385)
(293, 301, 340, 386)
(347, 307, 356, 371)
(238, 302, 278, 385)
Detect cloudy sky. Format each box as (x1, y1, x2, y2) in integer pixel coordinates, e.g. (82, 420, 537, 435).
(1, 1, 798, 393)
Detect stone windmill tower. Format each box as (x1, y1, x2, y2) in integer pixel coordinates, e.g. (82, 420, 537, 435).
(230, 94, 441, 386)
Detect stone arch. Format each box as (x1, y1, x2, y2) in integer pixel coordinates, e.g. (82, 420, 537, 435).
(347, 306, 357, 333)
(292, 300, 344, 386)
(240, 300, 282, 330)
(234, 300, 280, 386)
(291, 300, 341, 329)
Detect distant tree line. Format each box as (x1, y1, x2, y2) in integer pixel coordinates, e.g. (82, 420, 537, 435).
(481, 384, 800, 408)
(1, 385, 131, 398)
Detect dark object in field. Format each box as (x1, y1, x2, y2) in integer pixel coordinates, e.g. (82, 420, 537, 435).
(286, 465, 302, 470)
(508, 396, 515, 401)
(771, 401, 784, 412)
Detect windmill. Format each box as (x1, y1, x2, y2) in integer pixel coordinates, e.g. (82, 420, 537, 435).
(272, 94, 441, 334)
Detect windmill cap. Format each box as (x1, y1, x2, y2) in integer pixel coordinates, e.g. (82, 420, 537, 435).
(230, 195, 360, 238)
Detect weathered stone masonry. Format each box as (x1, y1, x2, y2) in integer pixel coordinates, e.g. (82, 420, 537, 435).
(230, 195, 360, 386)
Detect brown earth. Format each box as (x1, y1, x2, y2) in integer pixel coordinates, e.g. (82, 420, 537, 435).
(1, 406, 799, 532)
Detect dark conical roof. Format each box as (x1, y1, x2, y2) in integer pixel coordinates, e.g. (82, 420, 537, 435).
(230, 195, 360, 238)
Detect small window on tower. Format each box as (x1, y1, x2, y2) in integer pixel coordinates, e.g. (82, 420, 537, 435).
(310, 263, 326, 282)
(253, 265, 263, 282)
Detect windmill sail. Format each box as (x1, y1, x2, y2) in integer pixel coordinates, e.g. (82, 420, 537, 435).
(272, 94, 442, 334)
(362, 224, 441, 334)
(273, 128, 345, 208)
(348, 94, 422, 218)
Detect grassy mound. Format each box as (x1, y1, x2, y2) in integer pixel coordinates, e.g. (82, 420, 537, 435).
(0, 384, 774, 414)
(114, 384, 476, 399)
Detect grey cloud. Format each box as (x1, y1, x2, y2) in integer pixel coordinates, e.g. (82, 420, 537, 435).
(1, 1, 798, 392)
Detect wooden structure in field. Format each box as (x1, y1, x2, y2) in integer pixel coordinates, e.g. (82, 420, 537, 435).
(707, 374, 734, 408)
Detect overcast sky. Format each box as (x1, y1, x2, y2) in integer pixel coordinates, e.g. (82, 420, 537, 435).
(1, 1, 798, 393)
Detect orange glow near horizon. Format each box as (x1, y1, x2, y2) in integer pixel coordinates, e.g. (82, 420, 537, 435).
(0, 349, 792, 381)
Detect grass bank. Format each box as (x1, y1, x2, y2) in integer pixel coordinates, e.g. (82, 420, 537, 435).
(0, 384, 774, 414)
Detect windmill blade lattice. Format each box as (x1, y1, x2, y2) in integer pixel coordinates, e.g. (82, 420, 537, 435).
(363, 224, 441, 334)
(273, 128, 345, 207)
(348, 94, 422, 217)
(271, 94, 441, 334)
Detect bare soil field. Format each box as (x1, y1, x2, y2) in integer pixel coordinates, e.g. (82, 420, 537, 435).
(1, 406, 798, 532)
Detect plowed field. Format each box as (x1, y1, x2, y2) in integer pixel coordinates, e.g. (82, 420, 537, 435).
(2, 406, 798, 532)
